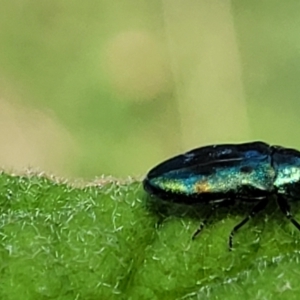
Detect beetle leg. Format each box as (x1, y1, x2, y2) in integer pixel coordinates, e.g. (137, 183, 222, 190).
(192, 199, 235, 240)
(229, 198, 268, 251)
(192, 206, 216, 240)
(277, 196, 300, 231)
(191, 223, 205, 240)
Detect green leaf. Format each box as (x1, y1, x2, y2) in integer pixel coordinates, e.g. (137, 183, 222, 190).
(0, 172, 299, 300)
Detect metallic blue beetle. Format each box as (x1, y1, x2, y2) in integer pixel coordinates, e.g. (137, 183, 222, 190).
(143, 141, 300, 249)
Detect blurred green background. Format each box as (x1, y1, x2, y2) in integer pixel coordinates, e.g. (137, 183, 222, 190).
(0, 0, 300, 179)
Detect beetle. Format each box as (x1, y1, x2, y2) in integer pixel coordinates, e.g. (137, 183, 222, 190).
(143, 141, 300, 250)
